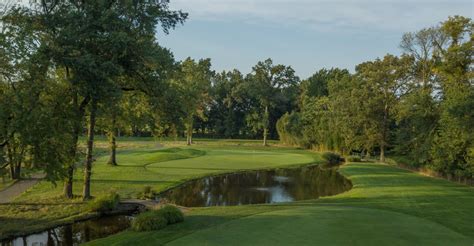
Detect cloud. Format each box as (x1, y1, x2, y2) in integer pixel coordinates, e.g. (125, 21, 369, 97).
(169, 0, 473, 32)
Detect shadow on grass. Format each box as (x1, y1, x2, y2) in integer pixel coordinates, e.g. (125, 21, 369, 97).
(90, 179, 171, 185)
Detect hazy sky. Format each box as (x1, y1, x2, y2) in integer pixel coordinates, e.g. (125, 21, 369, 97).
(158, 0, 473, 78)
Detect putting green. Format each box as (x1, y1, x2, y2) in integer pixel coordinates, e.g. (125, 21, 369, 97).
(147, 148, 315, 170)
(169, 206, 471, 246)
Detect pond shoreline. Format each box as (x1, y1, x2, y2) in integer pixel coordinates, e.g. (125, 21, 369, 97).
(1, 161, 343, 242)
(0, 203, 141, 242)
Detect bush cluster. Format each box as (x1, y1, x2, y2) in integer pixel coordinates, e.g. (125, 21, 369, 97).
(88, 191, 120, 213)
(131, 211, 168, 231)
(322, 152, 343, 166)
(132, 205, 184, 232)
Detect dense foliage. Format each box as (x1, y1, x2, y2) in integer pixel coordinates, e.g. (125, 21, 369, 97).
(277, 16, 473, 182)
(0, 0, 187, 199)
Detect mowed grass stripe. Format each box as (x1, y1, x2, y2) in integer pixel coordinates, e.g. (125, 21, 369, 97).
(168, 206, 471, 246)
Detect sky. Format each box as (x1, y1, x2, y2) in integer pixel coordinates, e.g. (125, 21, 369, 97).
(158, 0, 473, 78)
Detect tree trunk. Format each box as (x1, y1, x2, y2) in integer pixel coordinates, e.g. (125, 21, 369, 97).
(63, 163, 74, 198)
(9, 164, 14, 179)
(186, 117, 193, 146)
(380, 144, 385, 162)
(63, 94, 89, 199)
(14, 163, 21, 180)
(8, 163, 21, 180)
(6, 145, 21, 180)
(263, 127, 268, 146)
(82, 100, 97, 200)
(107, 115, 117, 166)
(107, 132, 117, 166)
(63, 128, 80, 198)
(64, 125, 79, 198)
(380, 102, 388, 163)
(262, 105, 269, 146)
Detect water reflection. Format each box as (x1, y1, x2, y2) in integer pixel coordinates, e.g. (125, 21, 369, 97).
(159, 165, 352, 207)
(1, 215, 132, 246)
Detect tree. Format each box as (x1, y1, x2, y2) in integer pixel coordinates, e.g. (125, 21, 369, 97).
(295, 68, 350, 151)
(299, 68, 349, 101)
(173, 58, 213, 145)
(4, 0, 187, 199)
(396, 27, 442, 165)
(355, 54, 412, 161)
(246, 59, 299, 146)
(430, 16, 473, 180)
(207, 70, 250, 138)
(0, 13, 75, 183)
(98, 44, 177, 166)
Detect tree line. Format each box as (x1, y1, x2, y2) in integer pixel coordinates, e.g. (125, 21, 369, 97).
(277, 16, 473, 182)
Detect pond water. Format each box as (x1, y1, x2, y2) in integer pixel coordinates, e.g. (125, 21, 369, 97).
(158, 165, 352, 207)
(1, 215, 132, 246)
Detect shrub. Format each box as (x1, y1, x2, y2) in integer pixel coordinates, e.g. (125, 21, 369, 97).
(131, 211, 168, 231)
(322, 152, 343, 166)
(346, 155, 362, 162)
(156, 205, 184, 224)
(88, 191, 120, 213)
(131, 206, 184, 231)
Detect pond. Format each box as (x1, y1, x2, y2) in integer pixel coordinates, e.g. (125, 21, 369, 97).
(158, 165, 352, 207)
(1, 165, 351, 245)
(1, 215, 132, 246)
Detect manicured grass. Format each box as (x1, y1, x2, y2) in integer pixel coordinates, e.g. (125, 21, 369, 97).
(169, 206, 470, 246)
(0, 139, 318, 239)
(87, 162, 474, 246)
